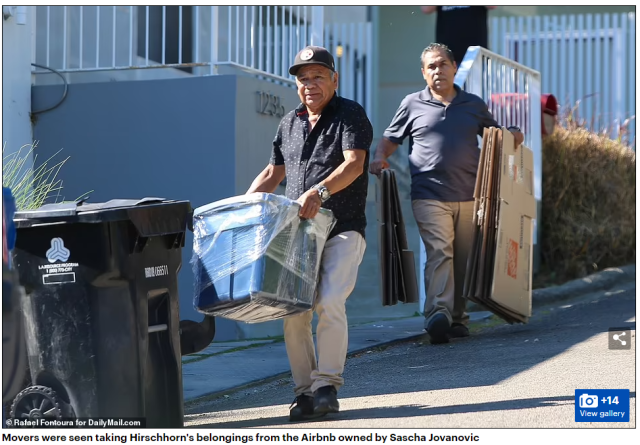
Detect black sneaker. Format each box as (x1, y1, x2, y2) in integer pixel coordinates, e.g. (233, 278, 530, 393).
(426, 313, 450, 344)
(289, 395, 326, 422)
(313, 385, 340, 415)
(450, 323, 470, 338)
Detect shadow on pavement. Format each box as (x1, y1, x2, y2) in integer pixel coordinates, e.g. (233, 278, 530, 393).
(186, 290, 636, 422)
(187, 392, 635, 428)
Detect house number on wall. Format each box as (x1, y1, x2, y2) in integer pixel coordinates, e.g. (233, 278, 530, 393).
(256, 91, 286, 118)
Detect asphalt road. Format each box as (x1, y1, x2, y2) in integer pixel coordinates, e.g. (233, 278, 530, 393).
(185, 282, 636, 429)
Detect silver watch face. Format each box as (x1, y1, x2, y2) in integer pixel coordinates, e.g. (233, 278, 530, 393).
(317, 186, 329, 201)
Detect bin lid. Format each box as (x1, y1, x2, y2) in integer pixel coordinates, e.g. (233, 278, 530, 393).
(194, 193, 333, 218)
(194, 193, 279, 217)
(14, 198, 193, 235)
(194, 193, 333, 221)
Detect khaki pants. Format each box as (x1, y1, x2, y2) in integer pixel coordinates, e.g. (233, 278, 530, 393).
(283, 231, 366, 396)
(412, 199, 474, 329)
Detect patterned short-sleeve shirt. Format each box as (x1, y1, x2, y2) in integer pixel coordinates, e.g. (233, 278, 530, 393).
(270, 94, 373, 239)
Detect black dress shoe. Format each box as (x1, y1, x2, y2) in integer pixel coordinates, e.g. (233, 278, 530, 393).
(426, 313, 451, 344)
(313, 386, 340, 414)
(289, 394, 326, 422)
(450, 323, 470, 338)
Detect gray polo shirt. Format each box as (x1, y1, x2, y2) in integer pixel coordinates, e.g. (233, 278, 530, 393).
(383, 84, 498, 202)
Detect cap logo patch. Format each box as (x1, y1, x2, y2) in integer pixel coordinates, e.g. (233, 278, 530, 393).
(300, 48, 314, 61)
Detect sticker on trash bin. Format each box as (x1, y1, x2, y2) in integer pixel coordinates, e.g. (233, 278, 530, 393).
(42, 272, 76, 285)
(145, 265, 169, 278)
(46, 237, 71, 263)
(38, 264, 79, 284)
(38, 237, 78, 285)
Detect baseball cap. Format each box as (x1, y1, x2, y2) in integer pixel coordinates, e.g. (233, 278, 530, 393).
(289, 46, 336, 76)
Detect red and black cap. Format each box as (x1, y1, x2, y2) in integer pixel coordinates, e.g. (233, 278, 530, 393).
(289, 46, 336, 76)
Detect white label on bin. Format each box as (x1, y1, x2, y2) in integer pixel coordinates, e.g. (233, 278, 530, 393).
(145, 265, 169, 278)
(42, 272, 76, 285)
(38, 262, 79, 284)
(46, 237, 71, 263)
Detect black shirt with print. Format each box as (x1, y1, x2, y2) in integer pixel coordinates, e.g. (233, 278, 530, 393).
(270, 94, 373, 239)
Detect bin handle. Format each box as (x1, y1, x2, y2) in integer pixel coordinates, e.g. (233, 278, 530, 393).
(148, 324, 168, 333)
(179, 316, 216, 356)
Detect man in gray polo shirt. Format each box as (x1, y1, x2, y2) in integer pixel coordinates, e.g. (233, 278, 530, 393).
(370, 43, 523, 344)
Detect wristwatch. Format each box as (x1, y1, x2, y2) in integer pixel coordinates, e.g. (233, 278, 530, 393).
(312, 184, 331, 202)
(507, 125, 521, 132)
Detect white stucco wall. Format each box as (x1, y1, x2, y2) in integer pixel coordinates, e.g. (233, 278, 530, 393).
(2, 6, 34, 157)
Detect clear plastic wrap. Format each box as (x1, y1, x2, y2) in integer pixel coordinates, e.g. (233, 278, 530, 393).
(191, 193, 336, 323)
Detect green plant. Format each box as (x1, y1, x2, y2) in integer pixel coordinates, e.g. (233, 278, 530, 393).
(2, 141, 91, 210)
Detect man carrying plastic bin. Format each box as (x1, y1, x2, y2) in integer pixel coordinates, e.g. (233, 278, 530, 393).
(247, 45, 373, 421)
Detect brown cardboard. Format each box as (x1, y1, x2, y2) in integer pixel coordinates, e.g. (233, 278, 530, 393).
(464, 128, 495, 306)
(490, 202, 534, 316)
(463, 128, 491, 299)
(485, 129, 503, 298)
(475, 128, 496, 297)
(498, 129, 535, 213)
(490, 128, 536, 319)
(464, 127, 536, 324)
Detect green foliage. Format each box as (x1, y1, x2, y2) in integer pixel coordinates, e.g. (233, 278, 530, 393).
(2, 141, 91, 210)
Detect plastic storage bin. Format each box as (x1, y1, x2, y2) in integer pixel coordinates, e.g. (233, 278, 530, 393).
(192, 193, 335, 323)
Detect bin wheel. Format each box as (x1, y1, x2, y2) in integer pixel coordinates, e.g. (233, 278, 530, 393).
(10, 385, 62, 420)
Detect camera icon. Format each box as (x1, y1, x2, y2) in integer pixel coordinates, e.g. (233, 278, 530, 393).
(579, 394, 599, 408)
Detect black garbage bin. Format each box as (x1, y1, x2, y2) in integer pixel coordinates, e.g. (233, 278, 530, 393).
(9, 198, 215, 428)
(3, 187, 29, 410)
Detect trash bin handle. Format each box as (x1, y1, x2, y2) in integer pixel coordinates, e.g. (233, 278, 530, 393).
(148, 324, 168, 333)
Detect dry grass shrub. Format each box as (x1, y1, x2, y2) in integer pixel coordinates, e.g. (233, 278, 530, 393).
(539, 117, 635, 282)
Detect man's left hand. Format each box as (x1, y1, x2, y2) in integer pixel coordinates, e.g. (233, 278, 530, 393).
(297, 189, 323, 219)
(510, 129, 524, 147)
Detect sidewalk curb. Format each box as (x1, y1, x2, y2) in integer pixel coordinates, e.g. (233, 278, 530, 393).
(467, 264, 635, 313)
(531, 264, 635, 309)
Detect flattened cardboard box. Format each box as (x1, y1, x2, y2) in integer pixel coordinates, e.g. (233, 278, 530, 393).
(376, 170, 419, 307)
(490, 129, 536, 317)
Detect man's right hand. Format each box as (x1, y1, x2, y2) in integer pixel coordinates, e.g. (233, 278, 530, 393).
(297, 188, 323, 220)
(369, 158, 390, 176)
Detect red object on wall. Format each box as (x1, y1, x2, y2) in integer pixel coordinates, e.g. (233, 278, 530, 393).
(541, 94, 558, 115)
(489, 93, 558, 136)
(540, 94, 558, 135)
